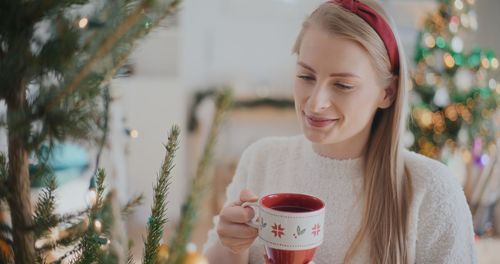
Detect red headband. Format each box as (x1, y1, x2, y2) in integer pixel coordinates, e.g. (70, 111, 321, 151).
(328, 0, 400, 74)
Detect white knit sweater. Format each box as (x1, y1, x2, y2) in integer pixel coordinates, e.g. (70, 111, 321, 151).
(203, 135, 477, 264)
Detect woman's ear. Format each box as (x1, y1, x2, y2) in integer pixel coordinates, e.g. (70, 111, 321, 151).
(378, 77, 398, 109)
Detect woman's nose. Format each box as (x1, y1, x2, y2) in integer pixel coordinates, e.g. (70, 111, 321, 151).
(307, 84, 332, 112)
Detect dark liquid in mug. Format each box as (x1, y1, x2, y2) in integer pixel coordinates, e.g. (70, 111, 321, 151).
(271, 205, 314, 213)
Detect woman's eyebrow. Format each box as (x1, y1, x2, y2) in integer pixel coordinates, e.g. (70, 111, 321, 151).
(297, 61, 316, 73)
(297, 61, 360, 79)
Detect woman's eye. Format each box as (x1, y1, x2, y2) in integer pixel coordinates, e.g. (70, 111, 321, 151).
(335, 83, 354, 90)
(297, 75, 315, 81)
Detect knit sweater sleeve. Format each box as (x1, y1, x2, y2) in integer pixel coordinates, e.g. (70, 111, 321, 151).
(202, 142, 256, 254)
(415, 161, 477, 264)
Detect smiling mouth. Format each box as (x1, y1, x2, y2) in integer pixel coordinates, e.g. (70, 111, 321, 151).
(303, 112, 339, 128)
(303, 111, 339, 121)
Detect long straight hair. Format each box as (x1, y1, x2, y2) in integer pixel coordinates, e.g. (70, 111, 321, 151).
(292, 1, 413, 263)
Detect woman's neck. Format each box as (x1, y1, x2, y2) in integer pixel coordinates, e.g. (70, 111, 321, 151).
(312, 142, 366, 160)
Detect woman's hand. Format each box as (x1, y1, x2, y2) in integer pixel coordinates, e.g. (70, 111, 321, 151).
(217, 189, 259, 253)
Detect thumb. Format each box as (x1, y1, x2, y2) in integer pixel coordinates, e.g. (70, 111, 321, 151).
(239, 188, 258, 203)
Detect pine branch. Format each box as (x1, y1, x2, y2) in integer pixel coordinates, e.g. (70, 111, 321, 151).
(142, 125, 180, 264)
(167, 88, 233, 264)
(35, 209, 89, 257)
(43, 223, 89, 263)
(97, 0, 181, 87)
(32, 208, 89, 256)
(27, 0, 90, 30)
(4, 0, 183, 151)
(66, 234, 108, 264)
(37, 233, 80, 254)
(71, 169, 108, 264)
(44, 192, 118, 263)
(35, 220, 86, 254)
(27, 81, 102, 150)
(32, 15, 81, 76)
(33, 174, 58, 239)
(64, 0, 181, 106)
(48, 0, 181, 110)
(58, 208, 90, 225)
(95, 169, 106, 211)
(121, 194, 144, 218)
(93, 190, 129, 263)
(28, 0, 89, 21)
(26, 0, 181, 151)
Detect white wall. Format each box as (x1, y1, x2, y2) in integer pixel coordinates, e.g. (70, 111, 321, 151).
(179, 0, 325, 96)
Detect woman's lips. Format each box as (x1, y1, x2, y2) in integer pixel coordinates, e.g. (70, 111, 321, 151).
(304, 113, 339, 128)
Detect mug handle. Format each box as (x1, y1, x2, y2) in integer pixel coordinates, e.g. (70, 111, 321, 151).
(241, 201, 259, 229)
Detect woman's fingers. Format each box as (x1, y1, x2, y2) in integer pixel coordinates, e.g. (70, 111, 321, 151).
(217, 221, 258, 239)
(216, 189, 260, 254)
(218, 226, 256, 254)
(219, 236, 255, 253)
(220, 203, 255, 224)
(239, 188, 258, 203)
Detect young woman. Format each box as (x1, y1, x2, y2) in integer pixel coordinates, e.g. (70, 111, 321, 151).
(203, 0, 476, 263)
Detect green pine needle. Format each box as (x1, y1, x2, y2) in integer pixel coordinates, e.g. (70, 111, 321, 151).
(57, 208, 90, 225)
(95, 169, 107, 210)
(33, 174, 58, 239)
(142, 125, 180, 264)
(36, 219, 86, 253)
(121, 194, 145, 218)
(71, 170, 109, 264)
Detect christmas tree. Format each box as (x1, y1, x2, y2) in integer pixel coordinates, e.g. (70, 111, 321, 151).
(409, 0, 499, 195)
(0, 0, 233, 263)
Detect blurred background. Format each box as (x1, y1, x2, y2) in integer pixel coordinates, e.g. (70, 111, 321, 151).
(2, 0, 499, 263)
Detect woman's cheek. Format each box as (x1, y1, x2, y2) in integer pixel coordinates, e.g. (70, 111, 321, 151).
(296, 84, 312, 99)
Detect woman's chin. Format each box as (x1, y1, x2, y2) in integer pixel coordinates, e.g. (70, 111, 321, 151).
(303, 130, 335, 144)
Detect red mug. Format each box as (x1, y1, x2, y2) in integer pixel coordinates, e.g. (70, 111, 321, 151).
(243, 193, 325, 264)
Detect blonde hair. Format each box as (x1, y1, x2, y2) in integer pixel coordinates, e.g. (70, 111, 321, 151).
(292, 1, 413, 263)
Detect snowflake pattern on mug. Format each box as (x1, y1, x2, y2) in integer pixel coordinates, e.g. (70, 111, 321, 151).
(311, 224, 321, 236)
(271, 223, 285, 238)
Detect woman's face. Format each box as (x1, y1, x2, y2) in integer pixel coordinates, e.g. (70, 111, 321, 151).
(294, 25, 393, 148)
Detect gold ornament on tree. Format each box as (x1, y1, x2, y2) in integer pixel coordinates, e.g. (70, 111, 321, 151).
(155, 242, 209, 264)
(183, 243, 208, 264)
(156, 243, 170, 263)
